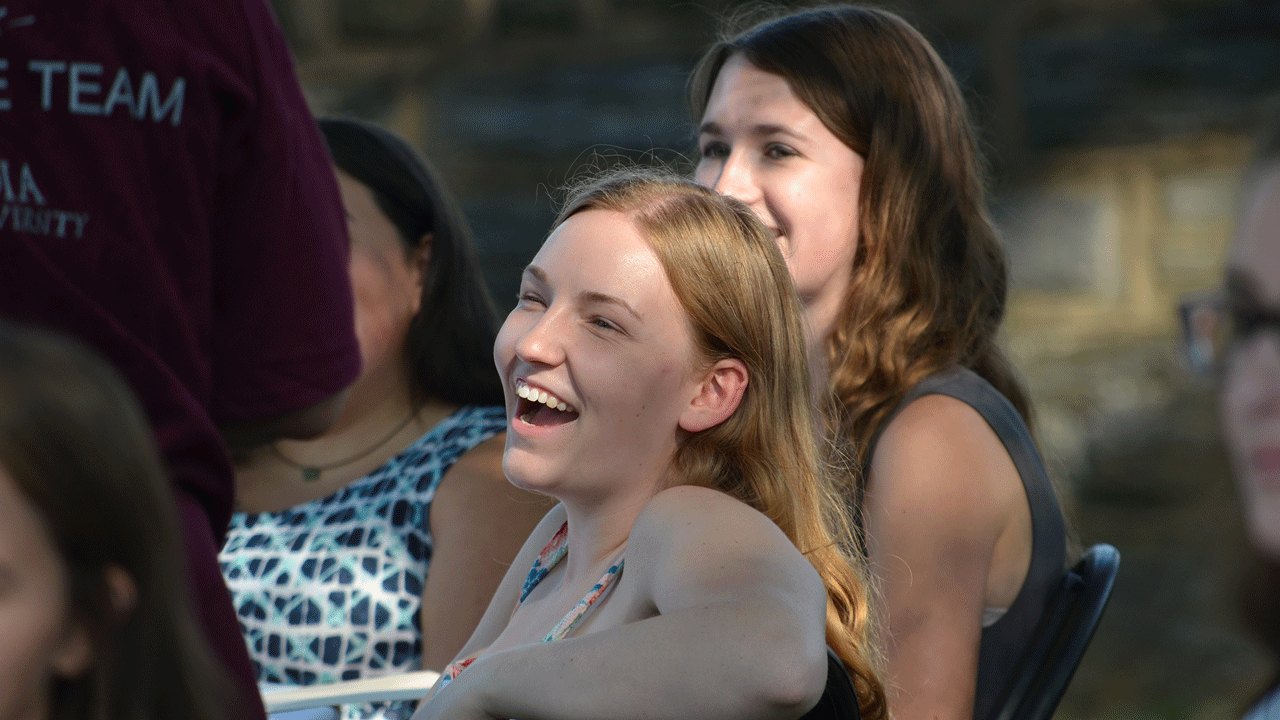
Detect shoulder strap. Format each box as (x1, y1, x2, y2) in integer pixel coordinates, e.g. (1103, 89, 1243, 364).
(542, 558, 624, 642)
(513, 521, 627, 642)
(417, 404, 507, 497)
(519, 522, 570, 603)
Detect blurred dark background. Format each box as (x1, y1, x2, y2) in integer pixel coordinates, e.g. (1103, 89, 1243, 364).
(268, 1, 1280, 716)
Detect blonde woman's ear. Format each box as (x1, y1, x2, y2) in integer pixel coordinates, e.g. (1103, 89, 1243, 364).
(679, 358, 748, 433)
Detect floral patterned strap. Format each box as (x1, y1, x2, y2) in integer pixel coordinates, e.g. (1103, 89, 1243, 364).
(519, 522, 570, 603)
(437, 655, 474, 690)
(437, 522, 625, 691)
(542, 558, 624, 642)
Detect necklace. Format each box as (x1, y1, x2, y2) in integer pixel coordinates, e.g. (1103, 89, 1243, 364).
(269, 409, 418, 482)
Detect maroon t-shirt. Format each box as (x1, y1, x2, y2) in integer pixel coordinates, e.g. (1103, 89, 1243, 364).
(0, 1, 360, 715)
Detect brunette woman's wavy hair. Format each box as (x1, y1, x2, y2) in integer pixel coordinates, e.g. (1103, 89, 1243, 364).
(0, 322, 225, 720)
(557, 169, 887, 720)
(319, 117, 504, 407)
(690, 4, 1034, 471)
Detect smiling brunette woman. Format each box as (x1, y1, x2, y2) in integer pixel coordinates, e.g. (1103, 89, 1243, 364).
(411, 170, 886, 720)
(691, 6, 1068, 720)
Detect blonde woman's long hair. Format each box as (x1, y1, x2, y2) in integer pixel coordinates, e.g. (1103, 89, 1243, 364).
(556, 169, 887, 720)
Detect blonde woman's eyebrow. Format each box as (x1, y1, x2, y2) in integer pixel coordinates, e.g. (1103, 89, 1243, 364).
(578, 290, 642, 321)
(522, 266, 641, 320)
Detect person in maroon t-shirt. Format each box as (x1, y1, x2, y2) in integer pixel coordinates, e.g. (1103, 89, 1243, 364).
(0, 2, 361, 717)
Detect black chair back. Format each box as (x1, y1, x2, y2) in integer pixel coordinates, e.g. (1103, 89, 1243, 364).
(993, 543, 1121, 720)
(799, 647, 861, 720)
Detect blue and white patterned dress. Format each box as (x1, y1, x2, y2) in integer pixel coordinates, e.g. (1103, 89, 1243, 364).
(220, 405, 507, 720)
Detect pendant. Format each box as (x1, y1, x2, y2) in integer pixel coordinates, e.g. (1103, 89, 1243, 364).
(301, 467, 322, 482)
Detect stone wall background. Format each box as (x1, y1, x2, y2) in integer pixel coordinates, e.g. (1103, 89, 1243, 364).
(268, 1, 1280, 717)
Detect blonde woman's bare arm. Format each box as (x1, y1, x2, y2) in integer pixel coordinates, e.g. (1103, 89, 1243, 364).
(411, 485, 830, 720)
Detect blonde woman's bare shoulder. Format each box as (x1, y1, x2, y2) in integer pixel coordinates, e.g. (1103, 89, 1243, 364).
(629, 485, 799, 565)
(629, 485, 821, 613)
(637, 485, 776, 532)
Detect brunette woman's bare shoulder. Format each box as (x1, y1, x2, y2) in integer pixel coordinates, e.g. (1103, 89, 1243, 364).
(865, 392, 1024, 587)
(870, 393, 1021, 513)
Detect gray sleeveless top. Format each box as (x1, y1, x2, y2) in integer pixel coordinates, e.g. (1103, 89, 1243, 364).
(869, 366, 1067, 720)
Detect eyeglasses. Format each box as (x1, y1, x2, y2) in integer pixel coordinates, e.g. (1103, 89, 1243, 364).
(1178, 290, 1280, 376)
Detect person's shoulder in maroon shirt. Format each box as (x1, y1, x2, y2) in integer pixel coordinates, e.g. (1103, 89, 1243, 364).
(0, 1, 361, 716)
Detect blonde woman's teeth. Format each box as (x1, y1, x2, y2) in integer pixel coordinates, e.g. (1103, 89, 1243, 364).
(516, 382, 573, 412)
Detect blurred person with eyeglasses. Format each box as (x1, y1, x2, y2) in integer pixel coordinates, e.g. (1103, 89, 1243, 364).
(1180, 120, 1280, 719)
